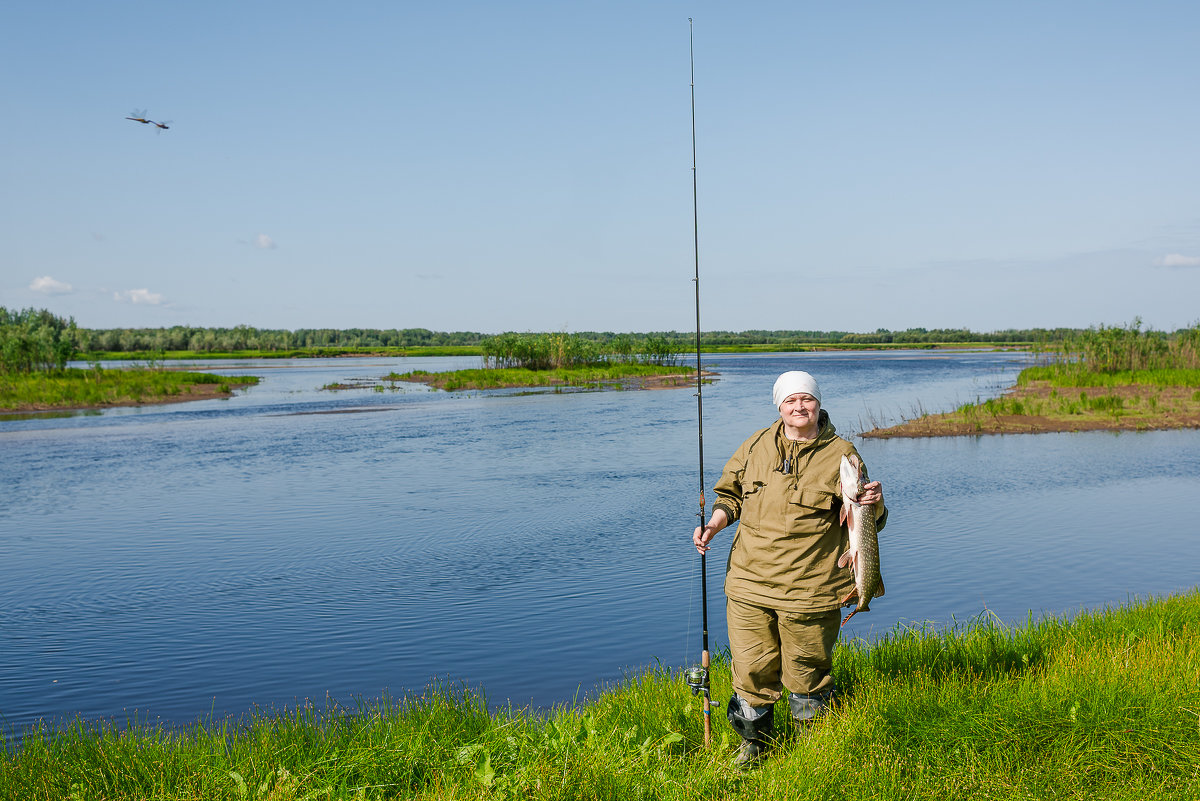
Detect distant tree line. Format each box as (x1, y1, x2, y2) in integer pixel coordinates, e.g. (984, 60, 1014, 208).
(74, 326, 487, 353)
(52, 324, 1121, 354)
(68, 325, 1060, 356)
(9, 307, 1200, 372)
(683, 328, 1086, 346)
(555, 328, 1101, 348)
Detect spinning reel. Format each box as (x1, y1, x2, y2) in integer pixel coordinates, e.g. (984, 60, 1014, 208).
(684, 664, 710, 699)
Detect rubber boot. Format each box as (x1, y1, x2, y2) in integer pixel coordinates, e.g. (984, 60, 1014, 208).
(788, 688, 836, 724)
(727, 695, 775, 766)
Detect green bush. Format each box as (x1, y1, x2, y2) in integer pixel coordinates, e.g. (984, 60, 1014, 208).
(0, 307, 78, 373)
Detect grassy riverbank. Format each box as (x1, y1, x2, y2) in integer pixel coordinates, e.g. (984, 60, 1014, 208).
(4, 592, 1197, 800)
(864, 364, 1200, 437)
(865, 323, 1200, 437)
(388, 363, 705, 392)
(0, 367, 259, 412)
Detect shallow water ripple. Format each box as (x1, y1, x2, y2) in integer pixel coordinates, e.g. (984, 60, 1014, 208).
(2, 352, 1198, 733)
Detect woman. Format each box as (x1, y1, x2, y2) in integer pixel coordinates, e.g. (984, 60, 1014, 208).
(692, 370, 886, 763)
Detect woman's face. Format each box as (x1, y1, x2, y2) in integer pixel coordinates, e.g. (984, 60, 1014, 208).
(779, 392, 820, 435)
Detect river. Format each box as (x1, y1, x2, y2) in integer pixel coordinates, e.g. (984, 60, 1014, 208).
(2, 350, 1197, 735)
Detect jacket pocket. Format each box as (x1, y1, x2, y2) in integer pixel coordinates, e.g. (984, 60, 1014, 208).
(738, 479, 767, 527)
(786, 487, 838, 535)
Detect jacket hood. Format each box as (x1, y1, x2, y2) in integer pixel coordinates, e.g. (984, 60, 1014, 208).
(817, 408, 835, 439)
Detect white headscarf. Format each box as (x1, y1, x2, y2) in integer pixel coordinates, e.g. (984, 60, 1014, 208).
(772, 370, 822, 409)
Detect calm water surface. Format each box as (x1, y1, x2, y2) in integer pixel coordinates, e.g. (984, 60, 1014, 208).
(2, 351, 1198, 734)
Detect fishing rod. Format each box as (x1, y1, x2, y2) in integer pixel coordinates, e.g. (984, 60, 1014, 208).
(681, 16, 712, 750)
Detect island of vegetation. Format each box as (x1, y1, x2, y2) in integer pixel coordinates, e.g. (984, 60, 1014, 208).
(381, 332, 707, 392)
(864, 321, 1200, 437)
(3, 591, 1196, 799)
(0, 308, 258, 413)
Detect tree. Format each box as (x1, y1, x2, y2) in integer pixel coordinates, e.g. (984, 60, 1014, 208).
(0, 307, 78, 373)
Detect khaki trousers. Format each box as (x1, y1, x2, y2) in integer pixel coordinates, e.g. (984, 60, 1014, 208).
(726, 597, 840, 707)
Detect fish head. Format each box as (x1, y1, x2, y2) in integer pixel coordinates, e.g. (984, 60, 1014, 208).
(839, 453, 864, 499)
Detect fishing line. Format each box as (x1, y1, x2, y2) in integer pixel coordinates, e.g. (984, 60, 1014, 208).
(683, 537, 701, 668)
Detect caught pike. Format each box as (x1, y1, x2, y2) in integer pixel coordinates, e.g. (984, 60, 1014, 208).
(837, 453, 884, 626)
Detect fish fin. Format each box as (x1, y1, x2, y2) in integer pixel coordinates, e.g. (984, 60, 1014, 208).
(839, 588, 858, 606)
(837, 549, 854, 569)
(876, 578, 885, 597)
(839, 503, 849, 525)
(840, 608, 857, 627)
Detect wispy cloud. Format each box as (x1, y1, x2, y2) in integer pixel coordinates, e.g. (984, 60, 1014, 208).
(114, 288, 165, 305)
(30, 275, 73, 295)
(235, 233, 278, 249)
(1155, 253, 1200, 268)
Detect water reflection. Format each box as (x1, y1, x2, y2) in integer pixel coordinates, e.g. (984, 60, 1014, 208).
(0, 409, 101, 422)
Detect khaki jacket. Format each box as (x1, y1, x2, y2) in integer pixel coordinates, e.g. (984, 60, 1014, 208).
(713, 411, 888, 612)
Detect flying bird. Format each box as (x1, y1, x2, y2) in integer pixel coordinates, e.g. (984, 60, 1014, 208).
(126, 110, 170, 130)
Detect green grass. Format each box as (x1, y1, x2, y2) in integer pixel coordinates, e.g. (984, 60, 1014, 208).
(0, 368, 259, 411)
(906, 364, 1200, 433)
(388, 363, 698, 392)
(1017, 365, 1200, 388)
(956, 390, 1130, 421)
(4, 592, 1198, 799)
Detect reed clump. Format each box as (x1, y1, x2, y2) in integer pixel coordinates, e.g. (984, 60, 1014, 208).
(480, 332, 682, 370)
(1040, 318, 1200, 374)
(4, 592, 1198, 800)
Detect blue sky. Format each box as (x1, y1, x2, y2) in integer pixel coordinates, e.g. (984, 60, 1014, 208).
(3, 1, 1199, 333)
